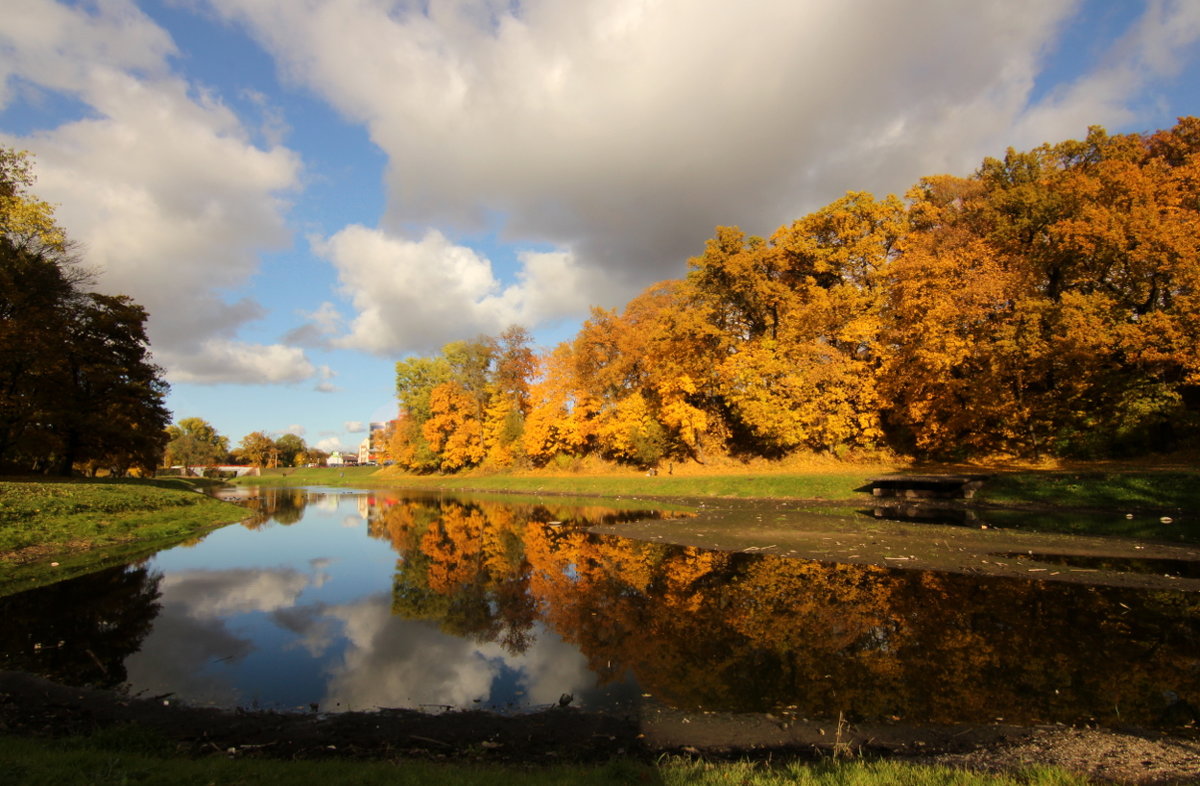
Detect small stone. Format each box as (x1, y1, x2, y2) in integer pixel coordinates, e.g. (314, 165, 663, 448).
(1161, 516, 1174, 524)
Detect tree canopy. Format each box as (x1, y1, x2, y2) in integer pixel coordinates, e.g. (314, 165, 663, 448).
(387, 118, 1200, 470)
(1, 149, 170, 476)
(164, 418, 229, 473)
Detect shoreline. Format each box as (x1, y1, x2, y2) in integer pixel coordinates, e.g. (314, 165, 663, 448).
(2, 670, 1198, 783)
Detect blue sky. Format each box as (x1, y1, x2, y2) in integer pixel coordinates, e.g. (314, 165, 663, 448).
(2, 0, 1198, 454)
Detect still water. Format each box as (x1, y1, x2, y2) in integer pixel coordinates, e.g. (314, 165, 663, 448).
(2, 487, 1198, 729)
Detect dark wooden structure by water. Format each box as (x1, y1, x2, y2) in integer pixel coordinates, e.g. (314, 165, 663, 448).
(868, 475, 990, 500)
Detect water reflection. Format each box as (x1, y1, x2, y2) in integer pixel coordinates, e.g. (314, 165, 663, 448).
(371, 495, 1200, 727)
(0, 564, 161, 688)
(0, 489, 1196, 730)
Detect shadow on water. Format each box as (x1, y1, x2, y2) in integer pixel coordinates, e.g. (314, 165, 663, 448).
(0, 564, 162, 688)
(864, 501, 1199, 544)
(0, 489, 1197, 731)
(993, 551, 1200, 579)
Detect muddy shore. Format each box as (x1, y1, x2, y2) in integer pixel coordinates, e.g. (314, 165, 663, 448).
(2, 671, 1198, 783)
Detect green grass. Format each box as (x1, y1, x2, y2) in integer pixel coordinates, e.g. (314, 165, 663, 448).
(231, 465, 385, 487)
(236, 466, 876, 502)
(237, 465, 1200, 514)
(976, 471, 1200, 511)
(0, 477, 249, 563)
(0, 733, 1092, 786)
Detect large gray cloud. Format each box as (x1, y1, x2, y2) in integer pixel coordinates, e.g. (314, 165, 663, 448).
(7, 1, 1199, 363)
(201, 0, 1200, 355)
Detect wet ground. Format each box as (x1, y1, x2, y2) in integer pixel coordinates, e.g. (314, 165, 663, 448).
(2, 670, 1199, 783)
(591, 499, 1200, 592)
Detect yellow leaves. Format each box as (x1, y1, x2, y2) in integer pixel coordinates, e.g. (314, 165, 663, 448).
(422, 381, 485, 471)
(0, 149, 67, 252)
(593, 391, 662, 464)
(719, 339, 881, 453)
(770, 190, 907, 289)
(0, 194, 65, 251)
(481, 389, 522, 468)
(655, 376, 708, 450)
(522, 345, 599, 464)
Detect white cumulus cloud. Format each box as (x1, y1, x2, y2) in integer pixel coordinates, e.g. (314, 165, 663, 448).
(314, 226, 617, 355)
(0, 0, 311, 385)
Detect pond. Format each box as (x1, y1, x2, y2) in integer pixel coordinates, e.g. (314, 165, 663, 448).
(1, 486, 1198, 731)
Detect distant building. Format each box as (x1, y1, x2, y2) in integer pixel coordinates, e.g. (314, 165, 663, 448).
(327, 451, 358, 467)
(359, 421, 390, 465)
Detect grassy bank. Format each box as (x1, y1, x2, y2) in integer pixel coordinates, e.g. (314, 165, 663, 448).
(235, 464, 1200, 513)
(0, 477, 248, 575)
(976, 471, 1200, 511)
(235, 464, 881, 502)
(0, 733, 1087, 786)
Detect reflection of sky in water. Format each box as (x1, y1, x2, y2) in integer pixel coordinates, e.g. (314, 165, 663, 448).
(124, 490, 622, 712)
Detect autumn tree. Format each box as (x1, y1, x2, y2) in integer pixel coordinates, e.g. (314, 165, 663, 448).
(423, 381, 485, 470)
(0, 149, 169, 475)
(236, 431, 277, 468)
(388, 118, 1200, 465)
(522, 343, 599, 464)
(684, 195, 903, 455)
(881, 119, 1200, 457)
(393, 330, 541, 472)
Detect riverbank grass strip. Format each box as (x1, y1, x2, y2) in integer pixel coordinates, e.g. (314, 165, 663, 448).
(977, 471, 1200, 511)
(0, 478, 248, 559)
(0, 734, 1091, 786)
(235, 466, 878, 502)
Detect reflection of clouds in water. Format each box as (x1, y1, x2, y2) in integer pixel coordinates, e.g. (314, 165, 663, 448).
(311, 494, 338, 512)
(316, 595, 594, 711)
(497, 629, 595, 707)
(341, 515, 362, 529)
(124, 566, 318, 707)
(309, 558, 334, 589)
(272, 604, 338, 657)
(123, 604, 250, 707)
(161, 568, 311, 618)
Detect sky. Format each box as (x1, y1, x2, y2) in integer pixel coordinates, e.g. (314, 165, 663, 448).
(1, 0, 1198, 455)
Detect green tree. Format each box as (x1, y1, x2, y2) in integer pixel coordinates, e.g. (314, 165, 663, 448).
(165, 417, 229, 473)
(274, 433, 307, 467)
(55, 294, 171, 476)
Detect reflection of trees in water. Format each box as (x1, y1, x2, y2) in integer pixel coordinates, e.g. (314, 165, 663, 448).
(240, 488, 310, 529)
(374, 499, 538, 654)
(373, 496, 1200, 727)
(0, 564, 162, 688)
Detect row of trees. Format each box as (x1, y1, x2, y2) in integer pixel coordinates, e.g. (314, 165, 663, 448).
(162, 417, 328, 472)
(0, 150, 170, 476)
(387, 118, 1200, 469)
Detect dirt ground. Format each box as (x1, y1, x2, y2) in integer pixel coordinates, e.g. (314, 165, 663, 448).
(2, 671, 1198, 783)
